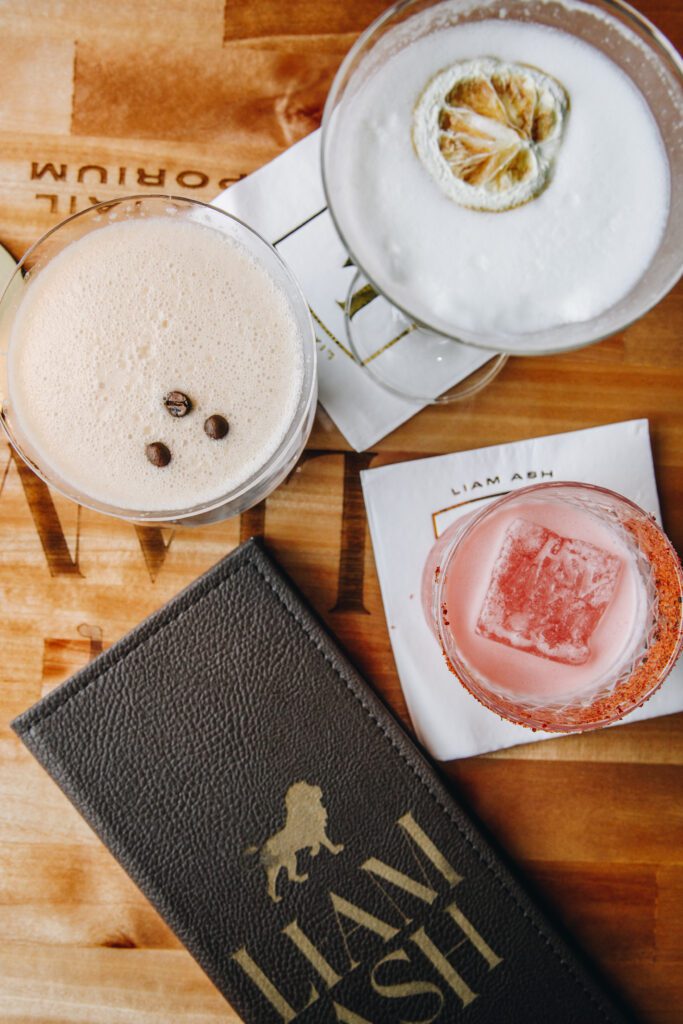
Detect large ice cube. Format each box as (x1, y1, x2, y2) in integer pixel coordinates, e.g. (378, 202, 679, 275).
(476, 517, 621, 665)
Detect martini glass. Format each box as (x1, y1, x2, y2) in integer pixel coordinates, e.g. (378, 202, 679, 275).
(0, 196, 317, 525)
(321, 0, 683, 403)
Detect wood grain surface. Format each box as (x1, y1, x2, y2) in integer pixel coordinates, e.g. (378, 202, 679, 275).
(0, 1, 682, 1021)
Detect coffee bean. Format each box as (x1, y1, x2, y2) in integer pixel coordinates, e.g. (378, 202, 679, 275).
(204, 414, 229, 440)
(146, 442, 171, 467)
(163, 390, 192, 417)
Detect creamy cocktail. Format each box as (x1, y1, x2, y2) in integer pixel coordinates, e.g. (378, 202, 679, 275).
(322, 0, 683, 368)
(0, 198, 317, 522)
(331, 18, 668, 336)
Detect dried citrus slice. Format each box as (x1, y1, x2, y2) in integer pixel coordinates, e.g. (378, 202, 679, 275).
(412, 58, 569, 212)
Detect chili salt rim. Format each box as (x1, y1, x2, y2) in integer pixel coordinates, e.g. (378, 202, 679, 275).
(439, 513, 683, 734)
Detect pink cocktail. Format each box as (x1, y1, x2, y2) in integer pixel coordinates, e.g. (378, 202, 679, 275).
(422, 483, 683, 732)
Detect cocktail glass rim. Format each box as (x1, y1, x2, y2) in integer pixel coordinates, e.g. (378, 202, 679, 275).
(431, 480, 683, 732)
(0, 194, 318, 523)
(320, 0, 683, 356)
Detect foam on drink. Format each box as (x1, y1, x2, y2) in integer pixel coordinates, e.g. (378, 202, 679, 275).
(6, 216, 305, 512)
(327, 15, 670, 338)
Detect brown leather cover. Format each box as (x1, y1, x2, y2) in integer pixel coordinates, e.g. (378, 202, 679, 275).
(12, 538, 634, 1023)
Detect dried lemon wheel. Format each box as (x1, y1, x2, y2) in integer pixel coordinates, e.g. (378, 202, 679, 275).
(412, 58, 569, 212)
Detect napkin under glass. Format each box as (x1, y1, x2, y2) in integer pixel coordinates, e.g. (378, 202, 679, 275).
(213, 130, 493, 452)
(361, 419, 683, 760)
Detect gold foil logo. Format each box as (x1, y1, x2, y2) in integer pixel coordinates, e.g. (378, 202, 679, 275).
(233, 809, 503, 1021)
(247, 781, 344, 903)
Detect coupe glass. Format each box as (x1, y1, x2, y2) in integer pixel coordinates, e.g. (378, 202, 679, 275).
(321, 0, 683, 402)
(0, 196, 318, 525)
(422, 482, 683, 732)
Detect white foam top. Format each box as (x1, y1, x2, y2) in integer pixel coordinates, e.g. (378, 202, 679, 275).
(328, 17, 670, 340)
(7, 216, 305, 512)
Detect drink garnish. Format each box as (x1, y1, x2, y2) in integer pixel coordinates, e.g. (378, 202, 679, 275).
(164, 390, 193, 417)
(204, 414, 229, 440)
(146, 442, 172, 467)
(412, 57, 568, 211)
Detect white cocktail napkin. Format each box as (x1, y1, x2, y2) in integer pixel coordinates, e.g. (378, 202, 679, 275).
(212, 130, 493, 452)
(361, 419, 683, 760)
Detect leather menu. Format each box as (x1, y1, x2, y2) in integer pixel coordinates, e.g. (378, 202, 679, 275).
(13, 539, 633, 1023)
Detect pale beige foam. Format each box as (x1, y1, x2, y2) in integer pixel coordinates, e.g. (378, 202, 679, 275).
(8, 217, 305, 512)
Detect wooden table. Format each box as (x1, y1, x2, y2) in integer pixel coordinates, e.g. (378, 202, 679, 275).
(0, 1, 681, 1020)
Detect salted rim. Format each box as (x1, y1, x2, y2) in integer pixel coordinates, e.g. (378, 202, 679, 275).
(433, 483, 683, 733)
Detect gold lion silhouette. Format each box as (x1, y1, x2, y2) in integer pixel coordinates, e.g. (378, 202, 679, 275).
(246, 781, 344, 903)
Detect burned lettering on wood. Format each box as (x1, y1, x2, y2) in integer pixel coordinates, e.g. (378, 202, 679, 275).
(28, 160, 242, 203)
(134, 525, 175, 582)
(11, 449, 81, 577)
